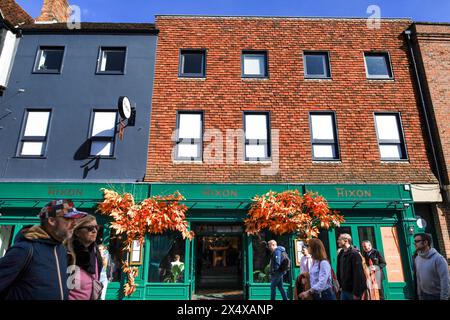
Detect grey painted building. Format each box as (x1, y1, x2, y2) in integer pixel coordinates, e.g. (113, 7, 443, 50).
(0, 23, 158, 181)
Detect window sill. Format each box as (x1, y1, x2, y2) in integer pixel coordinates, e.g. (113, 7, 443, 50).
(178, 76, 206, 80)
(380, 160, 410, 164)
(242, 77, 269, 81)
(244, 160, 272, 164)
(366, 78, 395, 82)
(13, 156, 47, 159)
(312, 160, 342, 164)
(173, 160, 203, 164)
(32, 70, 61, 74)
(96, 72, 125, 75)
(304, 77, 332, 81)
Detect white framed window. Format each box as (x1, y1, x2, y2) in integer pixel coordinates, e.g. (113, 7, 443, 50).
(89, 111, 117, 157)
(364, 52, 393, 79)
(175, 111, 203, 161)
(34, 46, 64, 73)
(374, 113, 407, 160)
(97, 47, 126, 74)
(18, 110, 51, 157)
(304, 52, 331, 79)
(244, 112, 271, 161)
(242, 51, 268, 78)
(309, 112, 339, 160)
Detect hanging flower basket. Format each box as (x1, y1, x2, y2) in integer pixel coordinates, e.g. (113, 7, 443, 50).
(244, 189, 344, 239)
(97, 188, 194, 296)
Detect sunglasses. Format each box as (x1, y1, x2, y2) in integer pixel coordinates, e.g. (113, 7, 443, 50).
(414, 239, 424, 243)
(78, 225, 100, 232)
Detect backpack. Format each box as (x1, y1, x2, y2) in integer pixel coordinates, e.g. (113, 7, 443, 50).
(279, 251, 291, 273)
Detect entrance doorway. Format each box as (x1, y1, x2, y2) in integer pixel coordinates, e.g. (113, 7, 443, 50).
(192, 223, 244, 300)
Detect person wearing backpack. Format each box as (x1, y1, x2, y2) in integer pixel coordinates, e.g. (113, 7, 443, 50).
(299, 238, 337, 300)
(0, 200, 87, 300)
(268, 240, 290, 300)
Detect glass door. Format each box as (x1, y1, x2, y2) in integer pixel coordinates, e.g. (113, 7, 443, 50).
(0, 225, 15, 257)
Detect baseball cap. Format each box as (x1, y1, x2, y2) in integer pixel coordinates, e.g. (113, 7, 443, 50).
(39, 199, 88, 219)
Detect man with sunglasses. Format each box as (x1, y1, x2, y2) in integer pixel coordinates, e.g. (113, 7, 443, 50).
(412, 233, 449, 300)
(0, 199, 87, 300)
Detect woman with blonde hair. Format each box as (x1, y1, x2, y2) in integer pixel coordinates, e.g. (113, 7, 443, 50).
(299, 238, 337, 300)
(66, 214, 103, 300)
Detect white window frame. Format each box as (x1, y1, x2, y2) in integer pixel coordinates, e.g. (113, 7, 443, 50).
(89, 110, 118, 157)
(18, 109, 52, 157)
(364, 52, 394, 79)
(175, 111, 203, 161)
(244, 112, 271, 161)
(309, 112, 340, 160)
(374, 112, 408, 161)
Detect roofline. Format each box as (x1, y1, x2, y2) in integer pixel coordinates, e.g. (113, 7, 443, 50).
(20, 23, 158, 35)
(155, 14, 413, 21)
(414, 21, 450, 26)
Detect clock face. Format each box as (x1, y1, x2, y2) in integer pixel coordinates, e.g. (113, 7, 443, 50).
(119, 96, 131, 119)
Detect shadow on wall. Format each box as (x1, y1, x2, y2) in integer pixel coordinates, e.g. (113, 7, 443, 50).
(73, 139, 101, 179)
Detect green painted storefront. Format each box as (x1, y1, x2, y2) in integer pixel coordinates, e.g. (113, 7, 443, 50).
(0, 182, 420, 300)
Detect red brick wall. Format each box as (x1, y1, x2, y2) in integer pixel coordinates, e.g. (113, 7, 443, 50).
(433, 203, 450, 264)
(36, 0, 71, 22)
(146, 17, 437, 184)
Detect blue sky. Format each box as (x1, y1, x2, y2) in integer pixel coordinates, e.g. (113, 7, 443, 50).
(16, 0, 449, 23)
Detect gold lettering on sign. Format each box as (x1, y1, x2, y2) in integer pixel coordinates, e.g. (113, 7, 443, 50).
(336, 188, 372, 198)
(380, 226, 405, 283)
(48, 187, 83, 197)
(201, 188, 238, 198)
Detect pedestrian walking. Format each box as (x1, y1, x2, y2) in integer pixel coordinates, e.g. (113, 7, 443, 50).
(362, 240, 386, 300)
(66, 214, 103, 300)
(299, 238, 337, 300)
(0, 199, 86, 300)
(299, 244, 313, 274)
(336, 233, 367, 300)
(412, 233, 449, 300)
(98, 244, 111, 300)
(267, 240, 290, 300)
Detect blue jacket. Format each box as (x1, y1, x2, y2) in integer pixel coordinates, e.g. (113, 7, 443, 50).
(270, 246, 286, 274)
(0, 226, 69, 300)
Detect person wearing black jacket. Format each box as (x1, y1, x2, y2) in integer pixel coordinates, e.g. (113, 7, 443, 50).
(362, 240, 387, 299)
(336, 233, 367, 300)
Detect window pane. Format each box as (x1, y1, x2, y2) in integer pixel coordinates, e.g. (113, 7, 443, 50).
(366, 55, 391, 77)
(375, 115, 400, 141)
(177, 144, 199, 158)
(108, 230, 124, 282)
(305, 54, 328, 77)
(246, 144, 267, 159)
(245, 114, 268, 140)
(182, 52, 204, 75)
(21, 142, 44, 156)
(101, 49, 126, 72)
(358, 226, 377, 250)
(92, 112, 116, 137)
(313, 144, 335, 158)
(379, 144, 402, 159)
(243, 54, 266, 76)
(252, 231, 289, 283)
(24, 111, 50, 137)
(91, 141, 113, 156)
(149, 232, 186, 283)
(179, 113, 202, 139)
(311, 114, 334, 140)
(38, 49, 63, 71)
(0, 226, 15, 258)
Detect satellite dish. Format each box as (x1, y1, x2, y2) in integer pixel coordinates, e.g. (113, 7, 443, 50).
(118, 96, 132, 119)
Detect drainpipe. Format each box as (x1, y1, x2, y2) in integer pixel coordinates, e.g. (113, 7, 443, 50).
(404, 29, 445, 200)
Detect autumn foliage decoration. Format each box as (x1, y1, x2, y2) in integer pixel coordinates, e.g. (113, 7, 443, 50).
(97, 188, 194, 296)
(245, 190, 344, 239)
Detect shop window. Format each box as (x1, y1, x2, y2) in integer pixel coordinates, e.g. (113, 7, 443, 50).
(34, 46, 64, 73)
(364, 52, 393, 79)
(304, 52, 331, 79)
(252, 231, 289, 283)
(242, 51, 268, 78)
(309, 112, 339, 160)
(358, 226, 377, 250)
(179, 50, 206, 77)
(244, 112, 271, 161)
(108, 230, 125, 283)
(97, 47, 126, 74)
(89, 110, 117, 157)
(18, 110, 51, 157)
(148, 232, 186, 283)
(0, 225, 14, 258)
(175, 111, 203, 161)
(374, 113, 407, 161)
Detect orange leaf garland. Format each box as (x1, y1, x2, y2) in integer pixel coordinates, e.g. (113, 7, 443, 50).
(245, 190, 344, 239)
(97, 188, 194, 297)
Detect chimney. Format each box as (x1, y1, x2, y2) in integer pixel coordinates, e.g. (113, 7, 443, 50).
(35, 0, 72, 23)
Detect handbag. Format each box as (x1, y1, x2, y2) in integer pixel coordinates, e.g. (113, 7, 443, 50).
(90, 247, 104, 300)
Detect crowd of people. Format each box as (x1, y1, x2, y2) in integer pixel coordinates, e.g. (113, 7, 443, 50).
(0, 199, 449, 301)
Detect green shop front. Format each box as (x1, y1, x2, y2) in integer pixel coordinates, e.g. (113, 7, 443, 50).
(0, 182, 420, 300)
